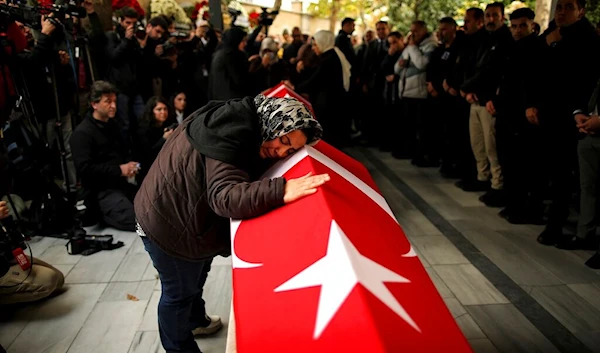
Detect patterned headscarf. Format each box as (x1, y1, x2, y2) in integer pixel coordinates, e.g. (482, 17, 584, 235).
(254, 94, 323, 145)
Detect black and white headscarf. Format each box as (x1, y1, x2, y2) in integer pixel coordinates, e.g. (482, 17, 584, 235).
(254, 94, 323, 145)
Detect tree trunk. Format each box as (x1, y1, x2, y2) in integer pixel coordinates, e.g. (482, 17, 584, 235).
(535, 0, 554, 33)
(413, 0, 420, 20)
(330, 0, 340, 32)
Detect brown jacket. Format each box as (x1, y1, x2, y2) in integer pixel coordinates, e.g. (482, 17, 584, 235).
(134, 103, 286, 262)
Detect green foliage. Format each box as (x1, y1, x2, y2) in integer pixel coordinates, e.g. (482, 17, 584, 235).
(387, 0, 536, 33)
(307, 0, 390, 28)
(586, 0, 600, 27)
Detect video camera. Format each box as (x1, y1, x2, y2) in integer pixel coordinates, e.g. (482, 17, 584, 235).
(66, 228, 124, 256)
(258, 7, 278, 27)
(0, 0, 86, 31)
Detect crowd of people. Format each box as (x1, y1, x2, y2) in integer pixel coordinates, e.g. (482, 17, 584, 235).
(2, 0, 600, 351)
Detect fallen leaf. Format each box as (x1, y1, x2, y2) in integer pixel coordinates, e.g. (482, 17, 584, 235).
(127, 293, 139, 301)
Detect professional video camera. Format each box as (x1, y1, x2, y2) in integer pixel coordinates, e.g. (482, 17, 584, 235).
(258, 7, 278, 27)
(0, 0, 86, 31)
(66, 228, 123, 256)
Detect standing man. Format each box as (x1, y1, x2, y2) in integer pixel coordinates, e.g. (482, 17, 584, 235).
(335, 18, 357, 69)
(361, 21, 390, 144)
(526, 0, 600, 247)
(491, 8, 544, 224)
(427, 17, 466, 177)
(394, 20, 438, 164)
(460, 2, 513, 207)
(445, 8, 484, 189)
(105, 8, 167, 143)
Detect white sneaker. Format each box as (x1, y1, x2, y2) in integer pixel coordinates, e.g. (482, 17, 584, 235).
(192, 315, 223, 336)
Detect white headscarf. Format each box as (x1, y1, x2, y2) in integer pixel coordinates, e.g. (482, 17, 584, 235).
(260, 37, 279, 65)
(313, 30, 352, 92)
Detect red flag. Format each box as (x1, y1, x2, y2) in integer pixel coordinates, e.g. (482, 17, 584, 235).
(231, 142, 473, 353)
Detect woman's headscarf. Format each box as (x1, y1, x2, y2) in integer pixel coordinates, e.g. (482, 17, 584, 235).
(313, 30, 352, 92)
(260, 37, 279, 65)
(254, 94, 322, 145)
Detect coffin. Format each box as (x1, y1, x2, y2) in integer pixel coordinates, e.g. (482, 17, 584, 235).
(229, 141, 473, 353)
(263, 83, 315, 116)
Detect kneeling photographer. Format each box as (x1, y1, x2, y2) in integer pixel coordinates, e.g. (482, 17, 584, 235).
(0, 201, 65, 305)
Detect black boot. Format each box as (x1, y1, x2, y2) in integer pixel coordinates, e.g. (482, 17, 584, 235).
(537, 227, 567, 246)
(479, 189, 506, 208)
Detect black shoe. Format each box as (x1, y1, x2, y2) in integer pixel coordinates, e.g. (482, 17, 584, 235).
(585, 252, 600, 269)
(555, 236, 599, 251)
(537, 228, 567, 246)
(455, 179, 490, 192)
(479, 189, 506, 208)
(498, 207, 513, 220)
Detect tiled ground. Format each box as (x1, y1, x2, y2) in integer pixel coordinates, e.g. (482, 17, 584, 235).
(1, 146, 599, 353)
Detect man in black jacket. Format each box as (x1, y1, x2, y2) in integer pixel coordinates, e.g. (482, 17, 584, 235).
(445, 8, 484, 189)
(490, 8, 543, 224)
(360, 21, 389, 143)
(525, 0, 600, 248)
(460, 2, 513, 207)
(70, 81, 139, 231)
(335, 18, 357, 70)
(427, 17, 465, 177)
(105, 8, 167, 142)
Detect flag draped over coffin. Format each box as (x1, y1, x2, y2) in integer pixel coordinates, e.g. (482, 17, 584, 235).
(230, 141, 473, 353)
(263, 83, 315, 116)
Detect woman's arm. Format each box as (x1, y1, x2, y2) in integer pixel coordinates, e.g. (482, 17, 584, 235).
(205, 157, 286, 219)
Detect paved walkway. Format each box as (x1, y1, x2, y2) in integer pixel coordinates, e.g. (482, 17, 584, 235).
(1, 146, 599, 353)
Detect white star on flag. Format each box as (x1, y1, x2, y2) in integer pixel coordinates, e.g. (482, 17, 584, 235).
(274, 220, 421, 339)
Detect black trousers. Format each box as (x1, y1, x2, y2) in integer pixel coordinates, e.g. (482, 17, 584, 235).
(496, 115, 545, 212)
(395, 98, 423, 158)
(439, 95, 475, 179)
(96, 187, 136, 231)
(542, 126, 579, 230)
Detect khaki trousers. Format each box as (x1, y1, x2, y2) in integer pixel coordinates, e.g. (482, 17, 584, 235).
(469, 104, 503, 190)
(0, 257, 65, 305)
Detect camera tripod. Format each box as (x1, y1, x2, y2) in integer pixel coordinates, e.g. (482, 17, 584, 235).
(0, 27, 98, 241)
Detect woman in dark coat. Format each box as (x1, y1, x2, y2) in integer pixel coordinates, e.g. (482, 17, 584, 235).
(134, 94, 328, 353)
(285, 30, 352, 148)
(208, 27, 251, 100)
(134, 96, 176, 181)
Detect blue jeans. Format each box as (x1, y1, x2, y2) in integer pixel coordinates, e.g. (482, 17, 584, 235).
(116, 93, 144, 138)
(142, 236, 212, 353)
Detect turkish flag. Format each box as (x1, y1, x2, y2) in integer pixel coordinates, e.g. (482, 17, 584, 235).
(263, 83, 315, 117)
(231, 142, 473, 353)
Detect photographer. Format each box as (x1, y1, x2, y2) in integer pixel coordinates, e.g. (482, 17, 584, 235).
(70, 81, 138, 231)
(0, 201, 65, 305)
(105, 7, 167, 141)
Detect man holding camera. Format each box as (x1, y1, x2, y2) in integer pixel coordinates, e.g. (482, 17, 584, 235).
(70, 81, 139, 231)
(0, 201, 65, 305)
(105, 7, 168, 144)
